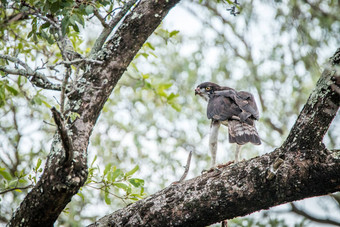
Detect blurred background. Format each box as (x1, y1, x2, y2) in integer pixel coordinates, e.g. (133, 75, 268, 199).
(0, 0, 339, 226)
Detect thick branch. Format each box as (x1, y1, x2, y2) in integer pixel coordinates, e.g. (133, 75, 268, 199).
(89, 148, 340, 227)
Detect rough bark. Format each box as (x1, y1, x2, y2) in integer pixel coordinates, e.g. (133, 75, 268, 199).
(89, 49, 340, 226)
(89, 148, 340, 227)
(8, 1, 180, 226)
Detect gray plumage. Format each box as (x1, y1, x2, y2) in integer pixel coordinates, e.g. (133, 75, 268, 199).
(195, 82, 261, 165)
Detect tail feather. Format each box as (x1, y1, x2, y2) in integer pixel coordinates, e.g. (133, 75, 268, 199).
(228, 120, 261, 145)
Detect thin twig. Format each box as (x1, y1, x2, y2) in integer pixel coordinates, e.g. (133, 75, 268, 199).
(43, 120, 56, 126)
(50, 58, 103, 68)
(93, 9, 109, 28)
(86, 184, 128, 205)
(290, 203, 340, 226)
(51, 107, 74, 167)
(104, 7, 123, 20)
(178, 151, 193, 183)
(0, 184, 33, 195)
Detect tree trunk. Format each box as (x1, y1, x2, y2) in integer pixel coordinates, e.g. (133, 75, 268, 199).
(8, 0, 180, 226)
(89, 49, 340, 226)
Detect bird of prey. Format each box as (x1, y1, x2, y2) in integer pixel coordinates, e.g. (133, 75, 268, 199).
(195, 82, 261, 166)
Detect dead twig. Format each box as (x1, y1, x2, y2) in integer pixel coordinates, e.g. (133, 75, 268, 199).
(178, 150, 193, 183)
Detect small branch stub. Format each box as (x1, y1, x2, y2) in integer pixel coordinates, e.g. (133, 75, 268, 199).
(174, 150, 193, 183)
(51, 107, 74, 167)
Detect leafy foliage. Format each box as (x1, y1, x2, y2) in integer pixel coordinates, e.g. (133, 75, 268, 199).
(81, 156, 145, 205)
(0, 0, 339, 226)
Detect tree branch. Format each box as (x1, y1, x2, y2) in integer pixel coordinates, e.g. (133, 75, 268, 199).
(51, 58, 103, 67)
(93, 9, 109, 28)
(89, 148, 340, 227)
(89, 0, 138, 57)
(0, 185, 33, 195)
(0, 54, 61, 91)
(290, 203, 340, 226)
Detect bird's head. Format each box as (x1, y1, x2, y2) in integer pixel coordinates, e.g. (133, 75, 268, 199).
(195, 82, 221, 101)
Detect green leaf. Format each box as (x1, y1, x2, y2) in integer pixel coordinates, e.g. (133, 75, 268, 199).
(18, 178, 27, 184)
(27, 30, 34, 38)
(169, 30, 180, 37)
(72, 23, 80, 32)
(17, 76, 22, 86)
(170, 102, 181, 112)
(129, 178, 144, 187)
(113, 182, 130, 191)
(41, 100, 52, 108)
(0, 170, 12, 180)
(145, 42, 155, 50)
(90, 155, 97, 167)
(61, 16, 70, 35)
(40, 22, 51, 30)
(31, 95, 42, 105)
(36, 158, 42, 170)
(141, 53, 149, 59)
(125, 165, 139, 178)
(108, 169, 122, 182)
(15, 189, 22, 193)
(167, 93, 179, 101)
(5, 85, 18, 95)
(85, 5, 94, 15)
(8, 179, 18, 187)
(142, 73, 150, 79)
(50, 2, 60, 14)
(72, 14, 85, 27)
(77, 192, 85, 201)
(103, 163, 112, 176)
(104, 191, 111, 205)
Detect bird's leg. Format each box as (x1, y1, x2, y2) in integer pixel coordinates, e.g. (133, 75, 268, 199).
(209, 120, 221, 167)
(235, 144, 242, 162)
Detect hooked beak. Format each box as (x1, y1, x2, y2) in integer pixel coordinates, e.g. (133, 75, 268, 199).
(195, 87, 201, 95)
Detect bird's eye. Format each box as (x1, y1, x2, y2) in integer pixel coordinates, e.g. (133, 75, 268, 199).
(205, 87, 211, 91)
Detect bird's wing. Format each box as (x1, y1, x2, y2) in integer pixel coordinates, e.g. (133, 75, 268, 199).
(207, 91, 241, 121)
(237, 91, 260, 120)
(214, 90, 259, 120)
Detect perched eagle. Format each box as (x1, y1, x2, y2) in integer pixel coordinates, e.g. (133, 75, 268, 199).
(195, 82, 261, 166)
